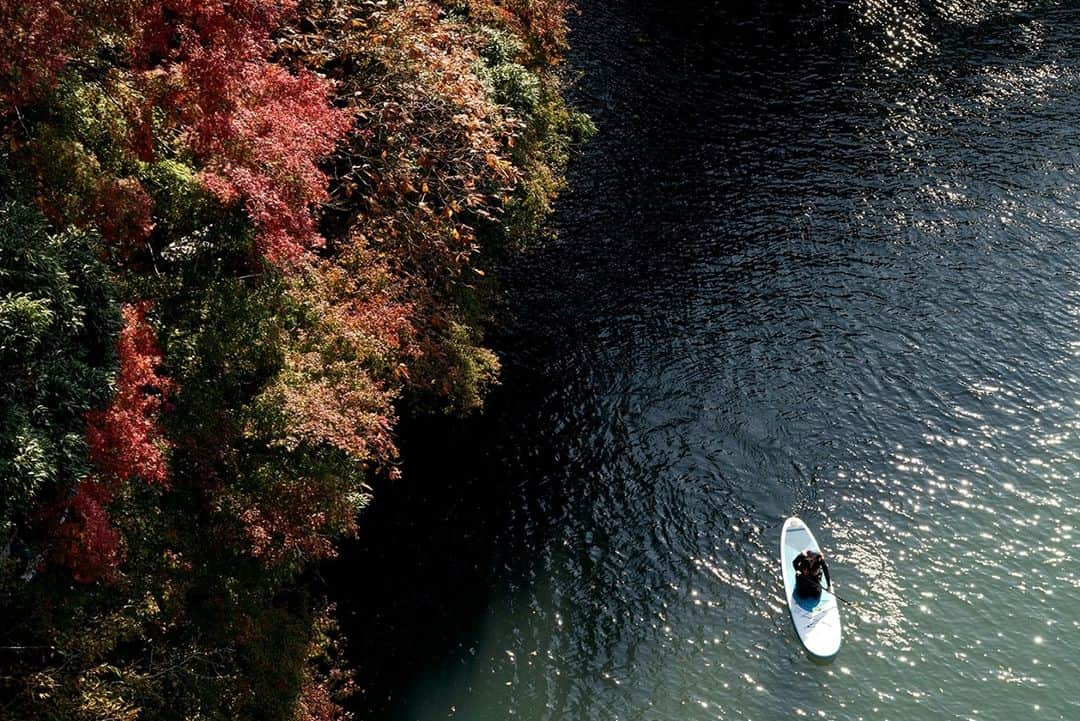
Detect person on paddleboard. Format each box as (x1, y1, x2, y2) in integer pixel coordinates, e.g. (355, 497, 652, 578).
(793, 549, 832, 598)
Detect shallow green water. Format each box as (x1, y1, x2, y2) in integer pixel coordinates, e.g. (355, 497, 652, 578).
(336, 1, 1080, 719)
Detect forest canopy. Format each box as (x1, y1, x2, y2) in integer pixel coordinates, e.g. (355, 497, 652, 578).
(0, 1, 591, 718)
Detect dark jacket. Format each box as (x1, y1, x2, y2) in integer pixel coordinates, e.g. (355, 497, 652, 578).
(793, 550, 831, 598)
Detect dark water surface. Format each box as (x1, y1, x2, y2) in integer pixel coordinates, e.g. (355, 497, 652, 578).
(332, 1, 1080, 719)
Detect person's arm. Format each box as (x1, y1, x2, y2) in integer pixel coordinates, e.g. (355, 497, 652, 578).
(822, 559, 832, 590)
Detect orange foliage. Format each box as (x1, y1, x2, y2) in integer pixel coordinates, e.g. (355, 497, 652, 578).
(342, 2, 521, 281)
(235, 255, 415, 565)
(267, 260, 414, 462)
(461, 0, 572, 60)
(294, 677, 350, 721)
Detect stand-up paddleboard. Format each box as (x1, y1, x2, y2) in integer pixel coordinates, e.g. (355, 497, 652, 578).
(781, 517, 842, 658)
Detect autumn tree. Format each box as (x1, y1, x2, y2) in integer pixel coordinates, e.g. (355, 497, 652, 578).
(0, 0, 588, 718)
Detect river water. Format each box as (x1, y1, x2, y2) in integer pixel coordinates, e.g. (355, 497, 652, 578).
(333, 1, 1080, 719)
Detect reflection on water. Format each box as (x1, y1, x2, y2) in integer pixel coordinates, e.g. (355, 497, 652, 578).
(332, 1, 1080, 719)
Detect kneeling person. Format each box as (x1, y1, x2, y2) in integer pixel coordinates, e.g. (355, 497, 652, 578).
(793, 549, 831, 598)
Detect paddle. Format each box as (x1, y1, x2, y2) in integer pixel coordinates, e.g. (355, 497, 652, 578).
(826, 586, 863, 607)
(823, 580, 866, 608)
(805, 575, 864, 608)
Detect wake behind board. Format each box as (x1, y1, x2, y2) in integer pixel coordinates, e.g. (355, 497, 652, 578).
(781, 517, 842, 658)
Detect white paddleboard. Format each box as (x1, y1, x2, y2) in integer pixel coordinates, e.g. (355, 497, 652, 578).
(781, 516, 842, 658)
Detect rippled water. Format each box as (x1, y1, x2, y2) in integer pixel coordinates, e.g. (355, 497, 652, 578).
(334, 1, 1080, 719)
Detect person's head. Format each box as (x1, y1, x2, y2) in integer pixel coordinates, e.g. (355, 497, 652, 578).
(797, 549, 822, 572)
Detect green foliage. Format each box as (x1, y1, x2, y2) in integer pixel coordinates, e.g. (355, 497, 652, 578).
(477, 25, 525, 65)
(49, 75, 140, 172)
(0, 293, 54, 355)
(441, 320, 501, 412)
(476, 27, 541, 115)
(486, 62, 543, 114)
(140, 160, 215, 243)
(0, 164, 120, 539)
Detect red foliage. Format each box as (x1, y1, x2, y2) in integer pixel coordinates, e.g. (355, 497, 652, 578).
(0, 1, 140, 104)
(86, 302, 174, 487)
(0, 0, 75, 103)
(133, 0, 294, 66)
(93, 176, 156, 252)
(237, 484, 342, 564)
(6, 0, 346, 265)
(45, 302, 173, 584)
(191, 63, 352, 263)
(133, 0, 351, 263)
(48, 479, 124, 584)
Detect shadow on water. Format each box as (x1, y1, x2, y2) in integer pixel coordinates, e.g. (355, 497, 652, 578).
(325, 366, 559, 717)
